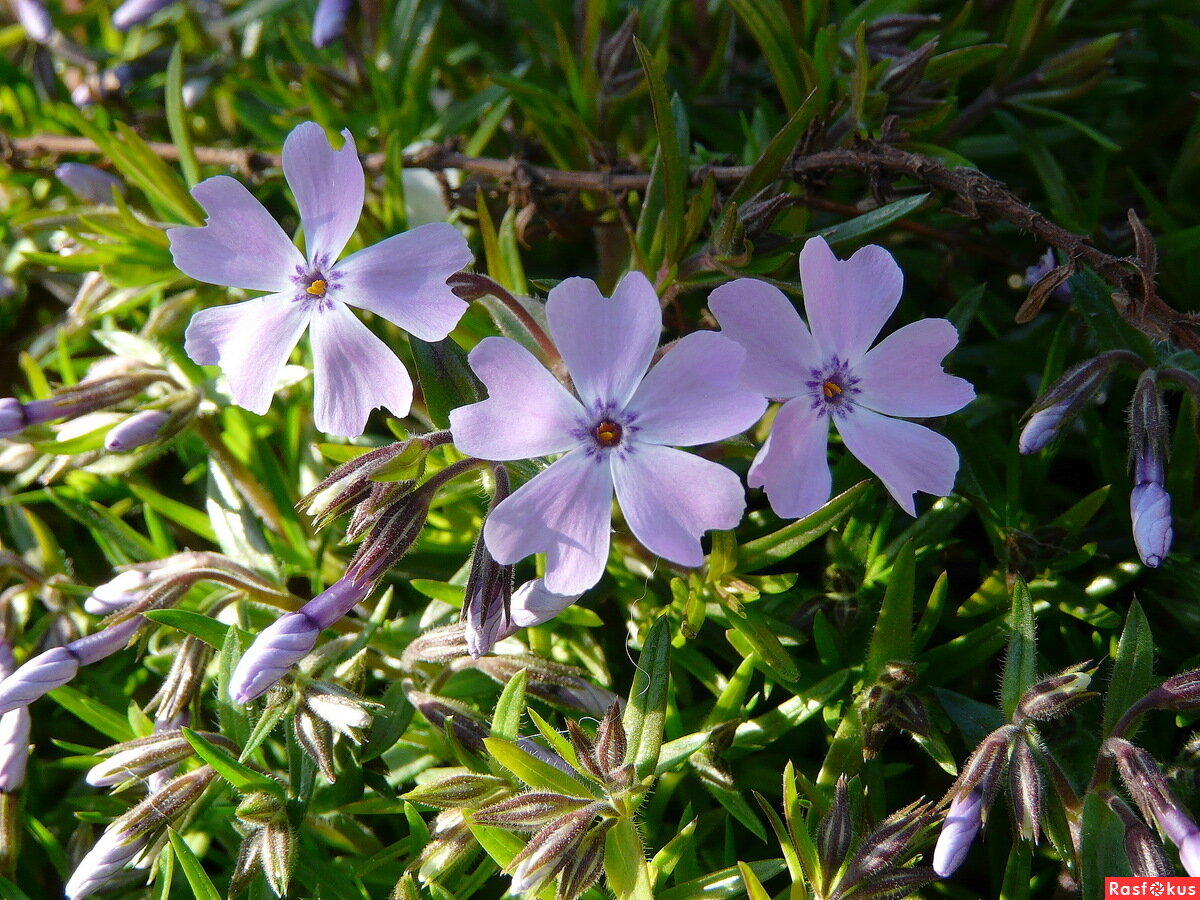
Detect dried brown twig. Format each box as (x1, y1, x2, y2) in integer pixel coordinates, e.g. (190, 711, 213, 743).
(4, 130, 1194, 351)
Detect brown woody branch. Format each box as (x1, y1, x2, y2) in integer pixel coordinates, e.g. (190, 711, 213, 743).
(5, 130, 1194, 351)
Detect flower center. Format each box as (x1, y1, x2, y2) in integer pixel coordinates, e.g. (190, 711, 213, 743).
(307, 279, 327, 297)
(291, 254, 340, 309)
(807, 357, 861, 417)
(595, 420, 622, 447)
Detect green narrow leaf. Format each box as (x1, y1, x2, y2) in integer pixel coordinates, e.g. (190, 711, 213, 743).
(726, 0, 805, 111)
(183, 728, 285, 800)
(1103, 599, 1155, 736)
(739, 481, 868, 571)
(818, 194, 930, 246)
(490, 667, 527, 741)
(1000, 576, 1037, 721)
(484, 737, 592, 798)
(128, 483, 217, 543)
(165, 45, 200, 187)
(48, 686, 135, 742)
(634, 39, 684, 263)
(1080, 791, 1130, 900)
(730, 90, 818, 205)
(142, 609, 230, 648)
(737, 861, 772, 900)
(725, 608, 799, 682)
(167, 830, 222, 900)
(866, 541, 915, 682)
(623, 616, 672, 780)
(605, 819, 654, 900)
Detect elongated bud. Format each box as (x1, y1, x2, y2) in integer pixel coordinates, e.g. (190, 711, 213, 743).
(403, 774, 510, 809)
(852, 867, 939, 900)
(1107, 736, 1200, 873)
(471, 792, 593, 831)
(1131, 483, 1172, 568)
(1128, 369, 1173, 565)
(295, 708, 335, 780)
(932, 790, 983, 877)
(14, 0, 52, 41)
(111, 0, 180, 29)
(841, 800, 936, 888)
(311, 0, 350, 46)
(260, 821, 295, 897)
(85, 570, 153, 615)
(866, 13, 940, 46)
(878, 38, 937, 94)
(104, 410, 169, 452)
(230, 577, 371, 703)
(594, 702, 627, 778)
(408, 691, 489, 753)
(955, 725, 1019, 820)
(0, 616, 142, 714)
(509, 804, 603, 895)
(300, 437, 432, 530)
(303, 681, 372, 739)
(56, 163, 125, 204)
(1019, 354, 1120, 453)
(0, 640, 29, 791)
(463, 497, 514, 657)
(1017, 665, 1096, 721)
(146, 636, 210, 726)
(401, 624, 469, 667)
(818, 775, 853, 882)
(557, 818, 613, 900)
(65, 821, 151, 899)
(86, 729, 198, 787)
(1008, 738, 1043, 843)
(344, 488, 433, 584)
(1122, 818, 1173, 877)
(415, 809, 479, 883)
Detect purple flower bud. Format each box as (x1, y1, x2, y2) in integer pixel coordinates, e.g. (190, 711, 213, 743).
(111, 0, 180, 30)
(0, 617, 141, 715)
(1019, 354, 1120, 454)
(85, 570, 152, 615)
(55, 163, 126, 204)
(312, 0, 351, 47)
(302, 576, 371, 631)
(0, 641, 29, 792)
(229, 614, 318, 704)
(0, 399, 26, 439)
(65, 822, 150, 899)
(1131, 482, 1172, 568)
(1180, 832, 1200, 877)
(1018, 403, 1069, 454)
(464, 547, 513, 658)
(933, 790, 983, 877)
(14, 0, 52, 42)
(104, 410, 169, 451)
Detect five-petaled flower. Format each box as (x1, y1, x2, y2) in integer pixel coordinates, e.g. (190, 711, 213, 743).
(450, 272, 767, 600)
(710, 236, 975, 520)
(169, 121, 473, 437)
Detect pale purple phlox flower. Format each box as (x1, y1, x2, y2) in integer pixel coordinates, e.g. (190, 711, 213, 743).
(932, 789, 983, 877)
(170, 121, 472, 437)
(710, 236, 975, 520)
(450, 272, 767, 608)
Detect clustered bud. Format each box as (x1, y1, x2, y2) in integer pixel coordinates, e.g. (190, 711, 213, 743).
(1019, 353, 1124, 454)
(1107, 737, 1200, 874)
(1128, 370, 1173, 567)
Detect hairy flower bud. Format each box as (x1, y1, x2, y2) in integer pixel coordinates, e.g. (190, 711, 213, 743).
(401, 624, 469, 668)
(408, 691, 490, 753)
(956, 725, 1019, 819)
(463, 536, 514, 658)
(818, 776, 853, 882)
(85, 729, 198, 787)
(508, 804, 603, 895)
(1123, 818, 1173, 877)
(1008, 738, 1043, 843)
(300, 438, 432, 530)
(146, 636, 210, 726)
(311, 0, 351, 46)
(932, 790, 983, 877)
(471, 792, 593, 831)
(1108, 737, 1200, 874)
(841, 800, 936, 889)
(415, 809, 480, 883)
(403, 774, 510, 809)
(1128, 370, 1172, 566)
(471, 654, 618, 716)
(1018, 665, 1096, 721)
(303, 681, 372, 739)
(1019, 354, 1120, 453)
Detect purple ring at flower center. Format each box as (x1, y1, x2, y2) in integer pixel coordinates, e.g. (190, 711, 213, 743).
(595, 420, 622, 447)
(806, 356, 861, 418)
(291, 252, 341, 310)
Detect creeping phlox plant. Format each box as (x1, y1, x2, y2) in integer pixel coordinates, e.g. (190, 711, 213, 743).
(5, 4, 1200, 900)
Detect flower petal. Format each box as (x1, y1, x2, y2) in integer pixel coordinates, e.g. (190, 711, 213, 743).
(283, 122, 364, 262)
(168, 176, 302, 293)
(546, 272, 660, 409)
(835, 407, 959, 516)
(509, 579, 583, 629)
(450, 337, 584, 460)
(185, 294, 311, 415)
(309, 303, 413, 436)
(626, 331, 767, 446)
(800, 236, 903, 361)
(334, 223, 472, 340)
(748, 397, 832, 519)
(708, 278, 819, 397)
(483, 449, 613, 595)
(612, 444, 746, 567)
(856, 318, 975, 417)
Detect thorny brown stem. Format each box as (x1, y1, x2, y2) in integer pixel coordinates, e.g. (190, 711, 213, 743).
(6, 131, 1196, 351)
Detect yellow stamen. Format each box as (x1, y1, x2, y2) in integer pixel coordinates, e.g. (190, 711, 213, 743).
(596, 421, 622, 446)
(307, 279, 327, 296)
(823, 381, 843, 399)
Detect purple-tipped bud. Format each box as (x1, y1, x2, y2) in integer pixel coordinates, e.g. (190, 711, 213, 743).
(55, 163, 126, 204)
(818, 775, 853, 881)
(1180, 832, 1200, 877)
(229, 614, 318, 704)
(1108, 737, 1200, 869)
(111, 0, 180, 30)
(311, 0, 351, 47)
(933, 790, 983, 877)
(85, 729, 195, 787)
(463, 547, 513, 658)
(1124, 819, 1173, 877)
(1019, 354, 1119, 453)
(1008, 738, 1043, 843)
(64, 821, 151, 899)
(231, 576, 371, 704)
(1131, 483, 1172, 568)
(14, 0, 52, 42)
(0, 641, 29, 792)
(104, 410, 168, 452)
(0, 399, 26, 439)
(0, 617, 141, 714)
(509, 804, 602, 895)
(85, 570, 152, 615)
(1018, 666, 1096, 721)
